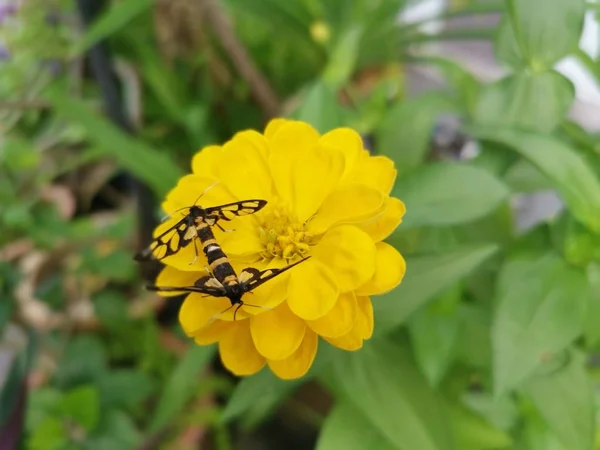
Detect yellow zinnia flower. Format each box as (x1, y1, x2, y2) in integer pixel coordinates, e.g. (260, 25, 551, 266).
(153, 119, 406, 379)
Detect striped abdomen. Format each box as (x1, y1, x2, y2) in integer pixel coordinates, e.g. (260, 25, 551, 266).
(196, 221, 238, 286)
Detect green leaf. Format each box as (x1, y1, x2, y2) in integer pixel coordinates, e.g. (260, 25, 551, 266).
(414, 56, 481, 114)
(494, 17, 525, 69)
(316, 401, 395, 450)
(148, 345, 214, 433)
(28, 417, 68, 450)
(88, 410, 141, 450)
(522, 351, 594, 450)
(409, 284, 462, 386)
(93, 290, 129, 330)
(455, 304, 493, 369)
(322, 26, 363, 88)
(73, 0, 154, 55)
(467, 127, 600, 232)
(331, 339, 454, 450)
(59, 385, 100, 432)
(376, 93, 458, 174)
(375, 244, 499, 334)
(54, 335, 107, 388)
(294, 82, 346, 133)
(474, 71, 574, 133)
(45, 91, 183, 197)
(446, 402, 513, 450)
(516, 417, 567, 450)
(97, 370, 154, 412)
(394, 163, 509, 229)
(221, 367, 301, 426)
(505, 0, 585, 69)
(221, 343, 336, 427)
(504, 159, 554, 193)
(584, 262, 600, 346)
(492, 254, 587, 395)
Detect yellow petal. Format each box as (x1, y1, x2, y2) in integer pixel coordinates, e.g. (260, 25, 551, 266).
(219, 225, 263, 258)
(268, 328, 318, 379)
(306, 292, 357, 338)
(179, 293, 232, 335)
(308, 183, 385, 235)
(193, 320, 230, 344)
(357, 242, 406, 296)
(359, 197, 406, 242)
(268, 121, 320, 212)
(323, 296, 373, 350)
(351, 155, 397, 194)
(313, 226, 376, 292)
(219, 320, 266, 376)
(215, 135, 274, 201)
(291, 143, 346, 222)
(233, 130, 269, 158)
(356, 295, 374, 339)
(250, 302, 306, 360)
(264, 118, 289, 140)
(319, 128, 363, 180)
(191, 145, 223, 177)
(287, 258, 339, 320)
(154, 266, 200, 297)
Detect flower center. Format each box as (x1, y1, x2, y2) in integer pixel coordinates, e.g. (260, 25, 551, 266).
(257, 205, 312, 260)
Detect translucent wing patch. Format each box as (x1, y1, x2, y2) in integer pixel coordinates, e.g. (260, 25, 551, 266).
(240, 257, 311, 292)
(135, 216, 197, 261)
(203, 199, 267, 222)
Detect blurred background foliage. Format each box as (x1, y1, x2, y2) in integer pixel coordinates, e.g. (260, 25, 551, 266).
(2, 0, 600, 449)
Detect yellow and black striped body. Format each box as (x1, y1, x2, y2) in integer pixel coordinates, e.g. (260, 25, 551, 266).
(195, 221, 241, 296)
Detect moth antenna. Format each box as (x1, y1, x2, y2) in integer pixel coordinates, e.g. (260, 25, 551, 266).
(193, 181, 219, 206)
(211, 303, 235, 321)
(241, 302, 273, 312)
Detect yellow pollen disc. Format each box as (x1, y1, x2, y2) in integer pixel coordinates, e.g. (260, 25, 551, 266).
(258, 205, 313, 260)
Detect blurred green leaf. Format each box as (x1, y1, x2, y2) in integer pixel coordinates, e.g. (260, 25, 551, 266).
(331, 339, 453, 450)
(28, 416, 67, 450)
(316, 401, 395, 450)
(446, 402, 513, 450)
(467, 127, 600, 233)
(93, 290, 129, 330)
(410, 56, 480, 114)
(474, 71, 574, 133)
(45, 92, 183, 197)
(522, 351, 594, 450)
(409, 284, 462, 386)
(148, 344, 214, 433)
(294, 81, 346, 132)
(505, 0, 585, 69)
(494, 17, 525, 69)
(323, 26, 363, 87)
(455, 304, 493, 369)
(54, 335, 107, 388)
(394, 163, 509, 229)
(375, 244, 498, 334)
(26, 388, 62, 431)
(504, 159, 553, 193)
(82, 248, 137, 282)
(492, 254, 586, 395)
(376, 93, 457, 174)
(516, 417, 567, 450)
(73, 0, 154, 55)
(59, 385, 100, 432)
(584, 262, 600, 347)
(98, 370, 154, 412)
(221, 367, 301, 426)
(88, 410, 141, 450)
